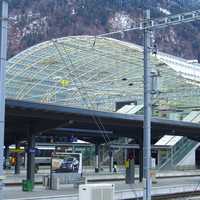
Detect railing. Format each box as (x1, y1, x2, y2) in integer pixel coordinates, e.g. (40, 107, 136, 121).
(158, 137, 198, 170)
(173, 139, 197, 165)
(158, 147, 175, 170)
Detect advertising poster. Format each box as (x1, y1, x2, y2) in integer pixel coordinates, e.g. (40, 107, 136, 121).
(51, 152, 82, 174)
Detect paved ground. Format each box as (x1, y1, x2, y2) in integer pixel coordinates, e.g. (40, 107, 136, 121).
(3, 185, 78, 200)
(4, 167, 200, 185)
(3, 176, 200, 200)
(3, 168, 200, 199)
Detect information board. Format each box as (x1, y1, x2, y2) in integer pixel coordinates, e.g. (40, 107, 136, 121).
(51, 152, 82, 174)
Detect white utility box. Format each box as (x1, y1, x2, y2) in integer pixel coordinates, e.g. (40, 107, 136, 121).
(79, 183, 115, 200)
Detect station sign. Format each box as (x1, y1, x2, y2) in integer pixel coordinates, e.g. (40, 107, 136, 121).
(28, 148, 39, 154)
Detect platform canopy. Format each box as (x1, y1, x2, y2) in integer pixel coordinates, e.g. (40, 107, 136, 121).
(6, 36, 200, 112)
(5, 99, 200, 145)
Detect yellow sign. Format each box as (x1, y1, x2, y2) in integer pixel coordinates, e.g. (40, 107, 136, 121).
(10, 148, 24, 153)
(60, 79, 70, 87)
(125, 160, 129, 169)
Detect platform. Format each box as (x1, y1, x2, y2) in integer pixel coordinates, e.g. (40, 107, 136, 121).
(3, 176, 200, 200)
(4, 168, 200, 185)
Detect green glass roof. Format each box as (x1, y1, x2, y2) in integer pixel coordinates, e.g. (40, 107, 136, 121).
(6, 36, 200, 112)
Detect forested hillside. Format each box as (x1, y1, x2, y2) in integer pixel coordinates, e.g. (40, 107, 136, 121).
(7, 0, 200, 59)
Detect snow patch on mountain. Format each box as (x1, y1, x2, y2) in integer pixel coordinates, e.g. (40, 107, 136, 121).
(109, 12, 133, 30)
(159, 7, 171, 15)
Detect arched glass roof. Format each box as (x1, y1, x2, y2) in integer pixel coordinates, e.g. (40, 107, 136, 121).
(6, 36, 200, 112)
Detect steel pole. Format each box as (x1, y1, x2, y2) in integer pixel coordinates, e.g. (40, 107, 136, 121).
(143, 9, 152, 200)
(0, 1, 8, 198)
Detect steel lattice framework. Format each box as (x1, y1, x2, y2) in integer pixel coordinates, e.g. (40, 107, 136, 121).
(6, 36, 200, 112)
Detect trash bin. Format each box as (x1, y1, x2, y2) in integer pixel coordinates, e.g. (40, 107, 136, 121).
(22, 180, 34, 192)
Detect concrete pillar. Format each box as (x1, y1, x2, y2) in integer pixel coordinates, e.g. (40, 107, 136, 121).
(15, 142, 21, 174)
(109, 149, 114, 173)
(27, 134, 35, 182)
(72, 144, 75, 153)
(125, 149, 135, 184)
(3, 145, 8, 169)
(170, 148, 174, 168)
(24, 152, 27, 169)
(139, 145, 143, 182)
(138, 137, 143, 183)
(157, 149, 160, 167)
(139, 146, 143, 182)
(95, 144, 100, 173)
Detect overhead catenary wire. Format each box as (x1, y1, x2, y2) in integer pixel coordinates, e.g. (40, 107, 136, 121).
(53, 39, 148, 172)
(94, 9, 200, 38)
(85, 7, 200, 199)
(52, 37, 145, 103)
(61, 47, 112, 145)
(53, 38, 148, 169)
(52, 39, 112, 145)
(7, 36, 200, 110)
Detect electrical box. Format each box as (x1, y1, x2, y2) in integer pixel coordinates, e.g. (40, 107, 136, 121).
(79, 184, 115, 200)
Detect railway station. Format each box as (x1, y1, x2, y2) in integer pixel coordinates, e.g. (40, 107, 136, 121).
(2, 35, 200, 200)
(1, 1, 200, 200)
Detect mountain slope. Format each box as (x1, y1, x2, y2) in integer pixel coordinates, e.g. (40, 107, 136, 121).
(7, 0, 200, 60)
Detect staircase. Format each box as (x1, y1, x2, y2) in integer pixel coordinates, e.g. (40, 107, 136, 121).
(157, 111, 200, 170)
(158, 137, 198, 170)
